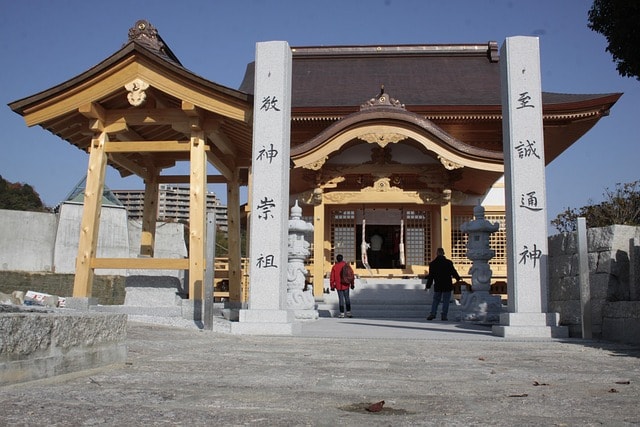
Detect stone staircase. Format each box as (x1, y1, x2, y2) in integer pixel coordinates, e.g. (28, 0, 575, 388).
(317, 278, 461, 319)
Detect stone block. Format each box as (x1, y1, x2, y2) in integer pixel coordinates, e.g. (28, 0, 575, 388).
(602, 317, 640, 345)
(550, 299, 581, 326)
(548, 254, 573, 279)
(588, 227, 615, 252)
(563, 232, 578, 254)
(589, 273, 616, 301)
(0, 310, 127, 385)
(550, 276, 579, 301)
(547, 233, 567, 255)
(603, 301, 640, 318)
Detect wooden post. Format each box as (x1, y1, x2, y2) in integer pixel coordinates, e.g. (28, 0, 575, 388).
(140, 171, 159, 256)
(72, 131, 108, 297)
(313, 199, 326, 296)
(440, 201, 452, 254)
(189, 130, 207, 301)
(227, 169, 243, 303)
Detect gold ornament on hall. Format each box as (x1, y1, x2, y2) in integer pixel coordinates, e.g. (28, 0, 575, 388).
(358, 132, 408, 148)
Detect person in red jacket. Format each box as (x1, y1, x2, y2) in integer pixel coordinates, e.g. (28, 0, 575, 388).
(330, 254, 354, 318)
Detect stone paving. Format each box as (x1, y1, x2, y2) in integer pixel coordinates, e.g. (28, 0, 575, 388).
(1, 318, 639, 426)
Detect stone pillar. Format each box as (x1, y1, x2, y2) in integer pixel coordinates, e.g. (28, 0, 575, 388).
(577, 217, 592, 339)
(493, 36, 567, 338)
(234, 41, 300, 335)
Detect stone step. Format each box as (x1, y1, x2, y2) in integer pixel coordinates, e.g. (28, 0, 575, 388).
(317, 301, 461, 318)
(90, 305, 183, 317)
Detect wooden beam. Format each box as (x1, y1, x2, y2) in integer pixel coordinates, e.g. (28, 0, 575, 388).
(182, 101, 201, 117)
(206, 151, 234, 181)
(140, 173, 159, 257)
(73, 131, 108, 298)
(227, 170, 243, 302)
(207, 127, 237, 156)
(157, 174, 229, 184)
(89, 119, 129, 134)
(114, 127, 144, 142)
(104, 140, 201, 153)
(91, 258, 190, 270)
(107, 153, 147, 177)
(312, 201, 326, 298)
(79, 102, 106, 121)
(105, 109, 189, 126)
(189, 130, 207, 301)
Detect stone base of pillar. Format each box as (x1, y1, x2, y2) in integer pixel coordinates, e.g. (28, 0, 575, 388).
(292, 309, 319, 321)
(231, 309, 302, 335)
(492, 312, 569, 338)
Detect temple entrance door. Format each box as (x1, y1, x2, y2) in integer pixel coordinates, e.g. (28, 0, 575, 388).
(353, 207, 432, 271)
(330, 206, 432, 275)
(356, 224, 402, 269)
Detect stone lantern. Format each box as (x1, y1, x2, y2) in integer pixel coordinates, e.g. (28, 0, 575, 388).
(286, 200, 318, 320)
(460, 204, 503, 323)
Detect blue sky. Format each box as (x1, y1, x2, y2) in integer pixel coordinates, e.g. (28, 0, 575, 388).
(1, 0, 638, 230)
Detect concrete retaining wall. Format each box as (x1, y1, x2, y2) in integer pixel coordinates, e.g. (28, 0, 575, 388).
(0, 272, 126, 306)
(548, 225, 640, 344)
(0, 308, 127, 385)
(0, 209, 57, 272)
(0, 205, 187, 277)
(54, 203, 130, 275)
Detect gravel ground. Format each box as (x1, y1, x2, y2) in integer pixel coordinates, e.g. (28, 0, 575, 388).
(1, 320, 639, 426)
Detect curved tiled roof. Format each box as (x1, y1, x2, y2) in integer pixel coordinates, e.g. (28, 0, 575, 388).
(239, 42, 619, 110)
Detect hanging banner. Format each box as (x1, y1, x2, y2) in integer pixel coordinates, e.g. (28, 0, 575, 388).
(399, 219, 405, 266)
(361, 218, 373, 276)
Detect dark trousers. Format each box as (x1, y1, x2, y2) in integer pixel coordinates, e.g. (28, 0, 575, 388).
(430, 291, 452, 316)
(337, 289, 351, 313)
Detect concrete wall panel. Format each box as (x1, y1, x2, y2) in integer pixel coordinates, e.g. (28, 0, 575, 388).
(0, 209, 57, 272)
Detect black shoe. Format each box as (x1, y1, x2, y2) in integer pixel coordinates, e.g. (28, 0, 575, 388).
(441, 315, 448, 321)
(427, 314, 435, 321)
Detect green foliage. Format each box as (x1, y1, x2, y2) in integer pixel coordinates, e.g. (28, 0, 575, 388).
(588, 0, 640, 81)
(215, 227, 229, 257)
(182, 221, 247, 257)
(216, 228, 248, 258)
(551, 180, 640, 233)
(0, 175, 47, 212)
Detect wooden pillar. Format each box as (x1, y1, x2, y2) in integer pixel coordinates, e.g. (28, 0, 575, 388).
(72, 131, 108, 297)
(440, 201, 452, 253)
(227, 169, 243, 303)
(312, 199, 326, 297)
(189, 130, 207, 300)
(140, 171, 159, 256)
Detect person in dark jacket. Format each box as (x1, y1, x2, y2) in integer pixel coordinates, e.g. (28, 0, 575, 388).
(330, 254, 354, 318)
(425, 248, 461, 321)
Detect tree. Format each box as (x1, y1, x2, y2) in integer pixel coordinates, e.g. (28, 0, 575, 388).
(588, 0, 640, 81)
(0, 175, 47, 212)
(551, 180, 640, 233)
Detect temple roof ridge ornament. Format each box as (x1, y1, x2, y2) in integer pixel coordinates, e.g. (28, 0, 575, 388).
(360, 85, 406, 110)
(126, 19, 182, 66)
